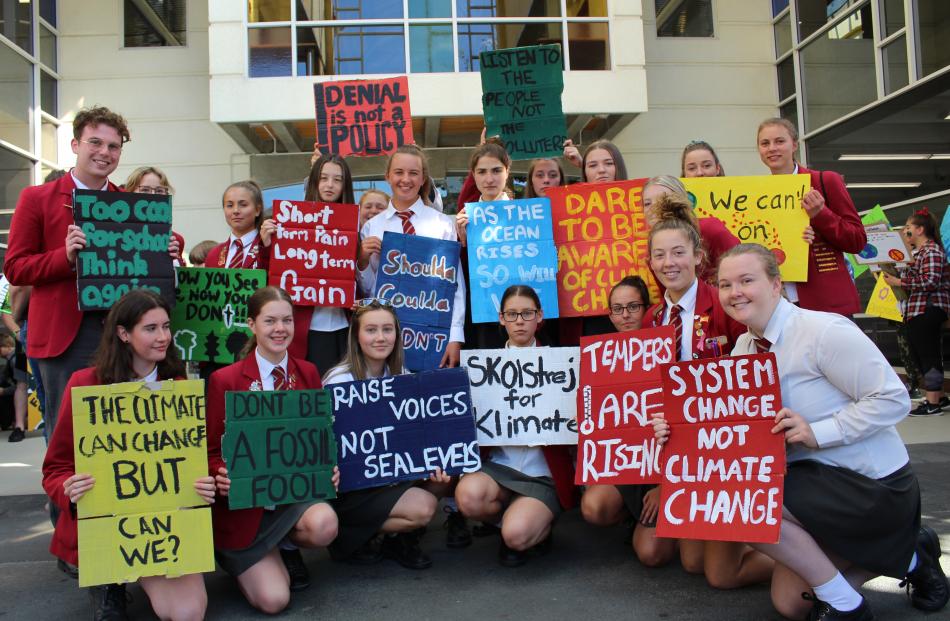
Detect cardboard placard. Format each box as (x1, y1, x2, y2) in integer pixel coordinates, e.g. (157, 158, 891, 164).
(269, 199, 359, 307)
(847, 205, 890, 279)
(854, 229, 913, 265)
(313, 76, 413, 157)
(575, 326, 676, 485)
(170, 268, 266, 363)
(547, 180, 659, 318)
(222, 390, 337, 509)
(865, 273, 903, 321)
(331, 368, 480, 492)
(374, 232, 461, 371)
(479, 44, 567, 160)
(462, 347, 578, 446)
(73, 189, 175, 310)
(682, 175, 811, 282)
(0, 274, 11, 315)
(465, 197, 560, 323)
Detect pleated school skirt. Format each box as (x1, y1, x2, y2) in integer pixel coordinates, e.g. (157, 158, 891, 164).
(329, 481, 415, 560)
(215, 502, 312, 576)
(481, 461, 561, 516)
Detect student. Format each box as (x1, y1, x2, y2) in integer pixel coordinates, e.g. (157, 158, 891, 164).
(359, 189, 390, 230)
(523, 158, 565, 199)
(203, 180, 273, 271)
(187, 240, 218, 268)
(660, 243, 949, 619)
(357, 144, 465, 368)
(455, 285, 575, 567)
(206, 286, 340, 612)
(123, 166, 186, 265)
(562, 139, 628, 182)
(883, 208, 950, 416)
(756, 117, 866, 316)
(681, 140, 726, 177)
(323, 299, 447, 569)
(42, 290, 211, 621)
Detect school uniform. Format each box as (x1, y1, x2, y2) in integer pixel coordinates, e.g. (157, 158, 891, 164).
(206, 350, 323, 575)
(204, 229, 270, 271)
(733, 297, 919, 577)
(698, 217, 740, 283)
(643, 278, 744, 359)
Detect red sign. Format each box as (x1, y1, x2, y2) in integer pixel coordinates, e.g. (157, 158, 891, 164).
(575, 326, 675, 485)
(313, 77, 414, 158)
(268, 199, 359, 308)
(546, 180, 660, 317)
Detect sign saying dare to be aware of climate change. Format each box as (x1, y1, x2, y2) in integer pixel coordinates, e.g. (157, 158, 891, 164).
(268, 199, 359, 308)
(73, 189, 175, 311)
(331, 368, 480, 492)
(222, 390, 337, 509)
(575, 326, 676, 486)
(463, 347, 578, 446)
(547, 180, 659, 318)
(656, 353, 785, 544)
(171, 268, 266, 364)
(71, 380, 214, 586)
(464, 197, 559, 323)
(314, 76, 414, 158)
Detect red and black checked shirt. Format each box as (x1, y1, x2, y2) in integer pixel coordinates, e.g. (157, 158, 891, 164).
(901, 240, 950, 319)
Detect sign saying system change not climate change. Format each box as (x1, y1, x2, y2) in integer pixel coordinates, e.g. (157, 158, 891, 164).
(331, 368, 480, 492)
(314, 76, 414, 157)
(73, 189, 175, 311)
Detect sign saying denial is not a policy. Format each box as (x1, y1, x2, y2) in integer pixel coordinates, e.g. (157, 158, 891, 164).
(313, 76, 413, 158)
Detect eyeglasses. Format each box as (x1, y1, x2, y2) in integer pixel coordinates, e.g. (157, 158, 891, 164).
(79, 138, 123, 154)
(501, 309, 539, 322)
(609, 302, 646, 316)
(135, 186, 169, 195)
(356, 297, 394, 308)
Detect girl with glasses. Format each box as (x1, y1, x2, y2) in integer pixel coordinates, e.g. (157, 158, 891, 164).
(124, 166, 187, 267)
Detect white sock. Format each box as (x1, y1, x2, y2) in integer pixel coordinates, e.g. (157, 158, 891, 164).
(444, 498, 459, 512)
(813, 573, 862, 612)
(908, 551, 919, 573)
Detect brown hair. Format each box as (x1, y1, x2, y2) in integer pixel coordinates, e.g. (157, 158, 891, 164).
(907, 209, 943, 250)
(222, 180, 265, 229)
(305, 154, 355, 204)
(188, 240, 218, 266)
(469, 138, 511, 172)
(647, 194, 704, 261)
(385, 144, 433, 205)
(609, 275, 651, 308)
(73, 106, 130, 144)
(240, 286, 295, 359)
(523, 158, 565, 199)
(328, 301, 405, 381)
(0, 333, 14, 349)
(681, 140, 725, 177)
(92, 289, 184, 384)
(125, 166, 175, 194)
(757, 117, 799, 142)
(718, 243, 782, 282)
(582, 140, 628, 182)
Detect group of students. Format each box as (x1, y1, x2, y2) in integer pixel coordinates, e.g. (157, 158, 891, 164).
(6, 104, 949, 621)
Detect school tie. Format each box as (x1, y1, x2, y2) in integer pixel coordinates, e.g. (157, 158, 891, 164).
(753, 337, 772, 354)
(669, 304, 683, 360)
(226, 239, 244, 268)
(271, 365, 287, 391)
(396, 210, 416, 235)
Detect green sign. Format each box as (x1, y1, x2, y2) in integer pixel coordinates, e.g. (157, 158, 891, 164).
(0, 275, 11, 315)
(221, 389, 337, 509)
(480, 44, 567, 160)
(170, 267, 266, 364)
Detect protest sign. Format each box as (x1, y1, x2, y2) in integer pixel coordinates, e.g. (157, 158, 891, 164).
(465, 197, 559, 322)
(479, 44, 567, 160)
(71, 379, 213, 586)
(865, 273, 903, 321)
(547, 180, 659, 317)
(221, 389, 337, 509)
(73, 189, 174, 310)
(682, 175, 810, 282)
(0, 274, 10, 314)
(854, 229, 912, 265)
(313, 76, 413, 157)
(847, 205, 890, 279)
(170, 268, 266, 364)
(463, 347, 578, 446)
(269, 199, 359, 308)
(656, 353, 785, 544)
(374, 232, 460, 370)
(331, 368, 480, 492)
(575, 326, 676, 485)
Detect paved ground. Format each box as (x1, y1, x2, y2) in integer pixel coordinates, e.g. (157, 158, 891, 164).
(1, 416, 949, 620)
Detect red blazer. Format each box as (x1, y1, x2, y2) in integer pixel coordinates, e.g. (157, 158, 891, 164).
(204, 235, 270, 271)
(643, 279, 744, 359)
(171, 230, 186, 266)
(698, 217, 740, 283)
(795, 166, 866, 316)
(5, 174, 119, 358)
(542, 446, 578, 509)
(206, 353, 322, 550)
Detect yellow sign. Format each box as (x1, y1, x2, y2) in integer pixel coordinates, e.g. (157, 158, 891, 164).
(865, 273, 903, 322)
(27, 390, 41, 430)
(682, 175, 811, 282)
(77, 507, 214, 587)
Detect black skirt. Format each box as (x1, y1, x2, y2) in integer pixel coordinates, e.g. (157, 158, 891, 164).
(215, 503, 312, 576)
(784, 460, 920, 578)
(329, 481, 415, 560)
(618, 484, 658, 527)
(480, 461, 561, 516)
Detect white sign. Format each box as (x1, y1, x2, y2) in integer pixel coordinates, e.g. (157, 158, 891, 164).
(854, 229, 913, 265)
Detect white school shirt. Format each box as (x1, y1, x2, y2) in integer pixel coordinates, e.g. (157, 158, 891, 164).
(70, 171, 110, 191)
(488, 339, 552, 478)
(309, 307, 348, 331)
(225, 229, 260, 267)
(357, 198, 466, 343)
(782, 163, 801, 303)
(135, 366, 159, 383)
(732, 297, 910, 479)
(322, 364, 399, 386)
(661, 278, 698, 361)
(254, 348, 289, 391)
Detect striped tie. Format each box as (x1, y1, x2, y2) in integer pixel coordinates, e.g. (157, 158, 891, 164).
(226, 239, 244, 268)
(669, 304, 683, 360)
(271, 366, 287, 391)
(396, 210, 416, 235)
(753, 337, 772, 354)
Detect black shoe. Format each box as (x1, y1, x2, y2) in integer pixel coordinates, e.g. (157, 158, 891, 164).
(900, 525, 949, 611)
(280, 548, 310, 592)
(472, 522, 500, 538)
(8, 427, 24, 442)
(939, 396, 950, 410)
(345, 536, 383, 565)
(533, 533, 553, 557)
(57, 558, 79, 579)
(910, 401, 944, 417)
(444, 507, 472, 549)
(88, 583, 130, 621)
(803, 593, 874, 620)
(381, 531, 432, 570)
(498, 540, 528, 568)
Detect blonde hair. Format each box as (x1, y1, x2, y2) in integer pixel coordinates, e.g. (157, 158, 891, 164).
(757, 117, 799, 142)
(359, 189, 391, 207)
(718, 243, 782, 282)
(327, 301, 405, 381)
(125, 166, 174, 194)
(647, 194, 703, 261)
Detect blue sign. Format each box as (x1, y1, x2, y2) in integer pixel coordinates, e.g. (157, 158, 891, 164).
(330, 368, 481, 492)
(374, 232, 460, 370)
(466, 197, 559, 323)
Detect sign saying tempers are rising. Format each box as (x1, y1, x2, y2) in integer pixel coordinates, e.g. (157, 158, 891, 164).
(575, 326, 676, 486)
(71, 380, 214, 586)
(73, 189, 175, 311)
(656, 353, 785, 544)
(269, 199, 359, 308)
(313, 76, 414, 157)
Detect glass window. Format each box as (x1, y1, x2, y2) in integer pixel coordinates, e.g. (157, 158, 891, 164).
(458, 22, 563, 71)
(881, 0, 904, 37)
(298, 25, 405, 76)
(409, 0, 452, 18)
(772, 0, 790, 16)
(777, 57, 795, 100)
(882, 36, 908, 94)
(567, 0, 607, 18)
(780, 100, 798, 130)
(124, 0, 186, 47)
(457, 0, 562, 18)
(250, 27, 293, 77)
(333, 0, 403, 19)
(41, 117, 57, 162)
(410, 24, 454, 73)
(0, 0, 33, 54)
(0, 44, 32, 150)
(40, 23, 56, 70)
(797, 0, 868, 41)
(917, 0, 950, 78)
(656, 0, 713, 37)
(0, 147, 32, 248)
(774, 12, 792, 57)
(40, 69, 56, 116)
(248, 0, 290, 22)
(39, 0, 55, 26)
(568, 22, 609, 70)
